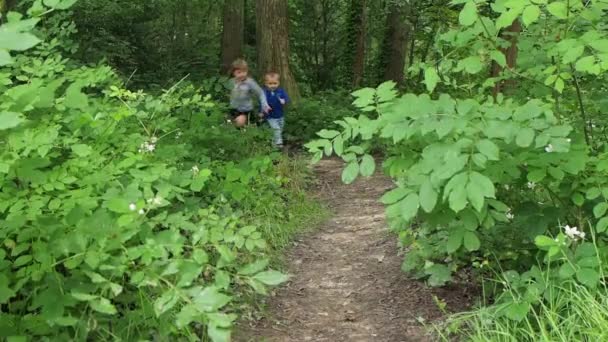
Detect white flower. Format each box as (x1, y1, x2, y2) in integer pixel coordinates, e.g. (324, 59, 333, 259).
(192, 165, 200, 174)
(150, 136, 158, 143)
(506, 210, 514, 220)
(138, 209, 145, 215)
(503, 184, 510, 190)
(567, 138, 572, 143)
(545, 144, 554, 153)
(152, 196, 163, 206)
(129, 203, 137, 211)
(176, 131, 183, 139)
(146, 143, 155, 152)
(563, 225, 585, 241)
(527, 182, 536, 189)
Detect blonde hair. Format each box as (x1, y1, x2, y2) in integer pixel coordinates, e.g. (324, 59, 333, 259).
(231, 59, 249, 73)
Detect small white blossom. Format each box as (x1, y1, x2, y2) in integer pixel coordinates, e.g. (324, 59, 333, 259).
(150, 136, 158, 143)
(129, 203, 137, 211)
(527, 182, 536, 189)
(152, 196, 163, 206)
(139, 141, 156, 154)
(506, 210, 514, 220)
(545, 144, 554, 153)
(503, 184, 510, 190)
(138, 209, 145, 215)
(192, 165, 200, 174)
(176, 131, 183, 139)
(563, 225, 585, 241)
(567, 138, 572, 143)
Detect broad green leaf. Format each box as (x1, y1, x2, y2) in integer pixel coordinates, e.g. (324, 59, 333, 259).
(419, 179, 438, 213)
(504, 302, 531, 321)
(0, 49, 13, 66)
(496, 9, 522, 29)
(64, 83, 88, 109)
(463, 231, 481, 251)
(317, 129, 340, 139)
(252, 270, 289, 286)
(446, 229, 464, 253)
(193, 287, 231, 312)
(342, 162, 359, 184)
(106, 198, 132, 214)
(559, 263, 576, 279)
(0, 275, 15, 304)
(459, 56, 483, 74)
(55, 0, 78, 10)
(0, 112, 25, 130)
(547, 2, 568, 19)
(459, 1, 478, 26)
(381, 188, 409, 204)
(586, 187, 601, 200)
(207, 313, 237, 328)
(576, 268, 600, 288)
(522, 5, 541, 26)
(425, 264, 452, 287)
(0, 31, 41, 51)
(401, 193, 420, 221)
(175, 304, 198, 328)
(191, 169, 211, 191)
(476, 139, 500, 161)
(575, 56, 596, 73)
(469, 172, 496, 198)
(534, 235, 556, 248)
(490, 50, 507, 68)
(596, 217, 608, 233)
(424, 67, 440, 93)
(89, 297, 117, 315)
(208, 325, 231, 342)
(593, 202, 608, 218)
(466, 181, 485, 212)
(154, 289, 179, 316)
(562, 45, 584, 64)
(238, 259, 269, 276)
(359, 155, 376, 177)
(71, 144, 92, 157)
(333, 135, 344, 156)
(449, 184, 468, 213)
(515, 128, 535, 147)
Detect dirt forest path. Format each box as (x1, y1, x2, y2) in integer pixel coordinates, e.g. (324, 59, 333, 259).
(237, 158, 472, 342)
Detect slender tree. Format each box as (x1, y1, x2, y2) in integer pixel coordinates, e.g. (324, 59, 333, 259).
(220, 0, 245, 74)
(342, 0, 367, 87)
(256, 0, 301, 102)
(491, 19, 522, 97)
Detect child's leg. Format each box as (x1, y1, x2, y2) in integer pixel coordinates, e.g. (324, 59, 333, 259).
(267, 118, 283, 147)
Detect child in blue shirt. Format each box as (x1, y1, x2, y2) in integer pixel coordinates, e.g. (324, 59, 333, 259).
(260, 72, 289, 148)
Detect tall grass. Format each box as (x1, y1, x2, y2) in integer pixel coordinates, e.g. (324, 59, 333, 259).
(438, 279, 608, 341)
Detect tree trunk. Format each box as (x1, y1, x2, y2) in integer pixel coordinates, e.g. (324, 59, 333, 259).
(491, 19, 522, 97)
(220, 0, 245, 75)
(256, 0, 301, 102)
(382, 2, 411, 86)
(351, 0, 367, 88)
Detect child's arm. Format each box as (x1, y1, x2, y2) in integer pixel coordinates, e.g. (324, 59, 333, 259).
(279, 88, 290, 105)
(248, 79, 270, 113)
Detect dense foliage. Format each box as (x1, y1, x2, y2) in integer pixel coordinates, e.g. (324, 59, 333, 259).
(308, 0, 608, 337)
(0, 2, 325, 341)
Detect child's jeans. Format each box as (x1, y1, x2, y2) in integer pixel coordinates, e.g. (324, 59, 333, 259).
(267, 117, 284, 147)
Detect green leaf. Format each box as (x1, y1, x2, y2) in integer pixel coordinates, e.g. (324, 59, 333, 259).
(89, 297, 117, 315)
(515, 128, 535, 147)
(547, 1, 568, 19)
(463, 231, 481, 251)
(559, 263, 576, 279)
(71, 292, 97, 301)
(208, 325, 231, 342)
(449, 184, 468, 213)
(424, 67, 440, 93)
(333, 135, 344, 156)
(593, 202, 608, 218)
(522, 5, 541, 26)
(207, 313, 237, 329)
(0, 49, 13, 66)
(459, 1, 478, 26)
(446, 229, 464, 253)
(106, 198, 132, 214)
(459, 56, 483, 74)
(359, 155, 376, 177)
(317, 129, 340, 139)
(504, 302, 531, 321)
(55, 0, 78, 10)
(154, 289, 179, 316)
(576, 268, 600, 288)
(252, 270, 289, 286)
(527, 169, 546, 182)
(71, 144, 92, 157)
(0, 275, 15, 304)
(237, 260, 268, 278)
(342, 162, 359, 184)
(476, 139, 500, 161)
(193, 287, 231, 312)
(425, 264, 452, 287)
(191, 169, 211, 191)
(401, 193, 420, 221)
(534, 235, 556, 248)
(0, 112, 25, 130)
(64, 83, 88, 109)
(575, 56, 596, 73)
(381, 188, 409, 204)
(0, 31, 41, 51)
(490, 50, 507, 68)
(419, 179, 438, 213)
(596, 217, 608, 233)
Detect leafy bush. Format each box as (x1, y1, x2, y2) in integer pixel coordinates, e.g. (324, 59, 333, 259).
(0, 4, 319, 341)
(307, 0, 608, 330)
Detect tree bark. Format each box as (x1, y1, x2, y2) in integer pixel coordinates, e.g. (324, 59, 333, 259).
(491, 19, 522, 97)
(351, 0, 367, 88)
(256, 0, 301, 102)
(220, 0, 245, 75)
(382, 2, 411, 86)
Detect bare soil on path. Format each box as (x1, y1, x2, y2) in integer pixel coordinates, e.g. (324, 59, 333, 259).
(237, 158, 473, 342)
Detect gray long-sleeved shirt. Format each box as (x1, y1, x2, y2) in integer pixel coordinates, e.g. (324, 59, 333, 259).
(229, 77, 269, 112)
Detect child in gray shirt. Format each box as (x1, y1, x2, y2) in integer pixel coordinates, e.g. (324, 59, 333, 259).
(228, 59, 270, 127)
